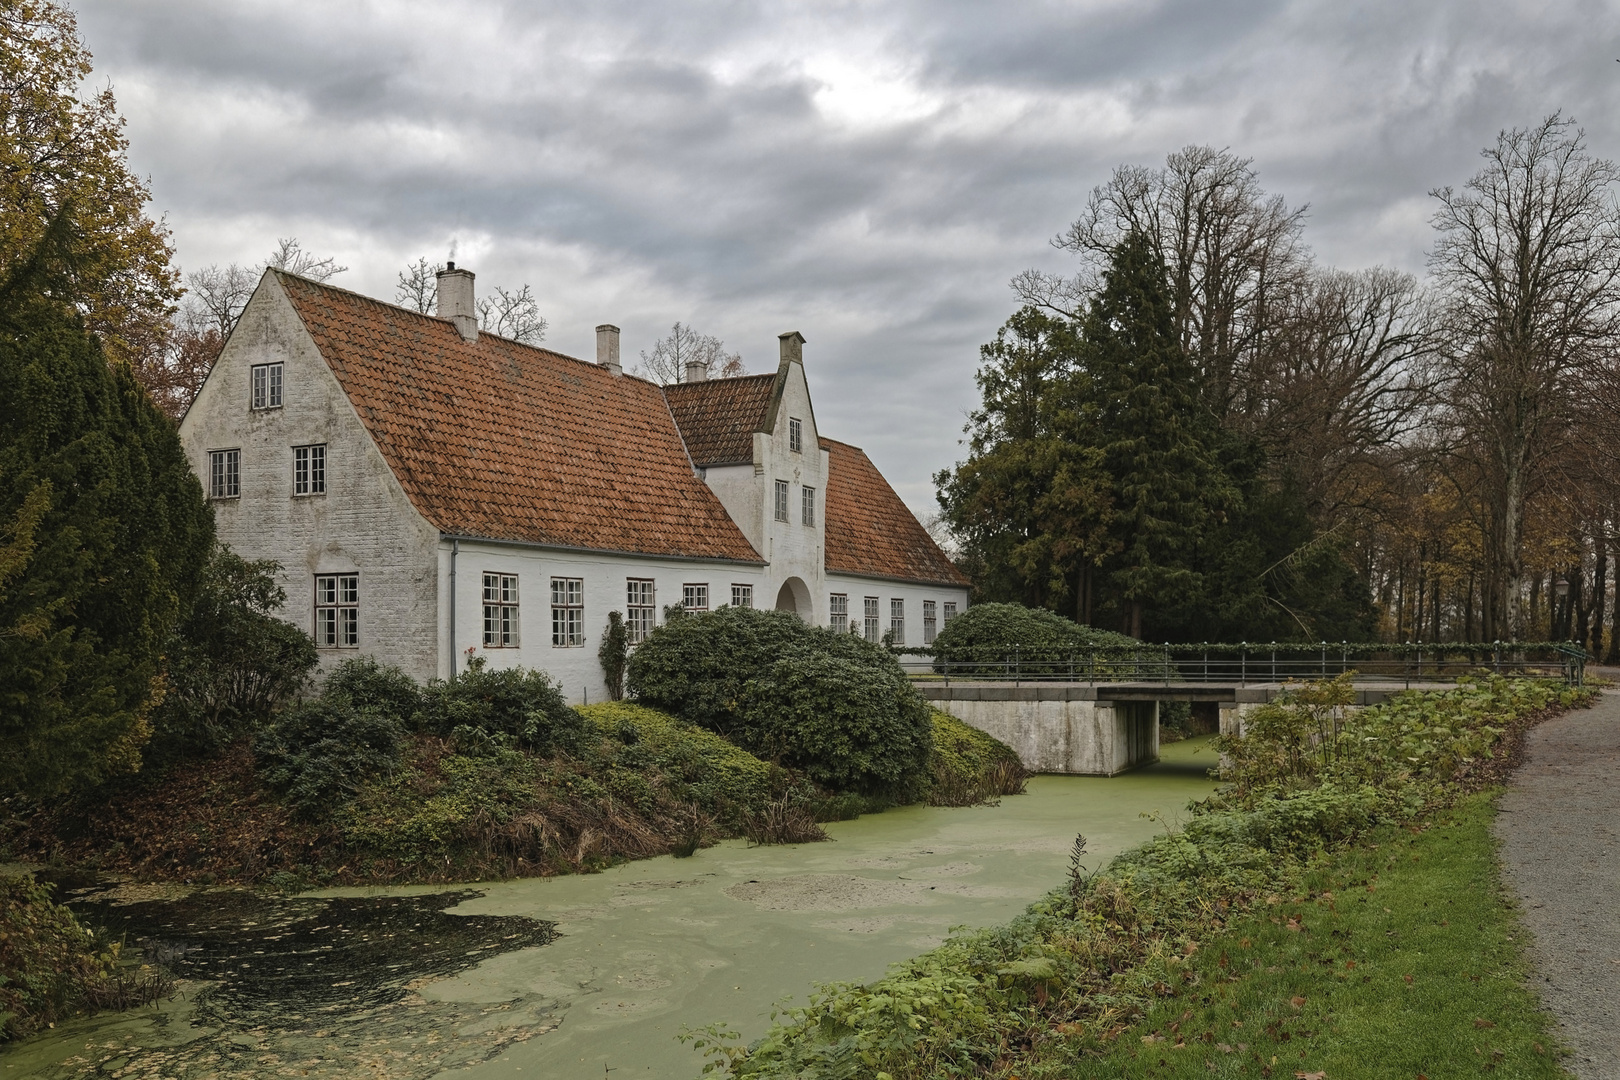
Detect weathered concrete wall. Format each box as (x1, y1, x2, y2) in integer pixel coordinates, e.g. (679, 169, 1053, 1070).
(919, 687, 1158, 775)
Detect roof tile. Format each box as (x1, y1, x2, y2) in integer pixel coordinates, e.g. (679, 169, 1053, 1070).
(821, 438, 969, 587)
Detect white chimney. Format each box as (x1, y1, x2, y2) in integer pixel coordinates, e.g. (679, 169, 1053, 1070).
(596, 324, 622, 375)
(779, 330, 805, 365)
(436, 262, 478, 341)
(684, 359, 708, 383)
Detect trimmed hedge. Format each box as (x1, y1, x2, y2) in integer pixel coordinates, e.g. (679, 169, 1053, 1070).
(627, 606, 934, 796)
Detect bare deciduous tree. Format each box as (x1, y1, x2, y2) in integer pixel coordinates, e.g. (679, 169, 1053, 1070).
(635, 322, 745, 384)
(265, 237, 347, 282)
(396, 256, 441, 313)
(1429, 113, 1620, 638)
(477, 284, 547, 344)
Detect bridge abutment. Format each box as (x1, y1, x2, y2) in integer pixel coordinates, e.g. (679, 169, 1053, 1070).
(919, 685, 1159, 775)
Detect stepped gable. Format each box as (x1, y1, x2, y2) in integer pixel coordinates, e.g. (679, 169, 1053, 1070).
(820, 437, 969, 587)
(275, 272, 761, 563)
(662, 374, 778, 467)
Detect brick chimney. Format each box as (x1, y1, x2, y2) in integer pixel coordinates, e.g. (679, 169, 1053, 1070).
(436, 262, 478, 341)
(684, 359, 708, 383)
(779, 330, 805, 365)
(596, 324, 622, 375)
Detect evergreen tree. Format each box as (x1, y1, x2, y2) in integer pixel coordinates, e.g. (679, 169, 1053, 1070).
(1077, 230, 1228, 637)
(0, 229, 213, 798)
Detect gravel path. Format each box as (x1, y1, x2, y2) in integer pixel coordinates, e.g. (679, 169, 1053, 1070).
(1495, 691, 1620, 1079)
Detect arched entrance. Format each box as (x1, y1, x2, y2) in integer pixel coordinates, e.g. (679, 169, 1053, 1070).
(774, 577, 813, 621)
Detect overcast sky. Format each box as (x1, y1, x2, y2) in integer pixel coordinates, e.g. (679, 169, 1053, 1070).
(78, 0, 1620, 515)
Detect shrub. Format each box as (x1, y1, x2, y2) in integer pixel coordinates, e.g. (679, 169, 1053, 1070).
(627, 605, 935, 796)
(323, 655, 422, 719)
(927, 710, 1027, 807)
(413, 661, 584, 754)
(255, 699, 406, 817)
(598, 611, 629, 701)
(928, 602, 1139, 674)
(578, 702, 776, 811)
(148, 546, 318, 764)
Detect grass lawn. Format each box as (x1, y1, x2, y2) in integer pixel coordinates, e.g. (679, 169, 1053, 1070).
(1050, 791, 1565, 1080)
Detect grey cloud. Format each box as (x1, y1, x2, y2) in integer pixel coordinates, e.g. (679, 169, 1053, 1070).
(77, 0, 1620, 509)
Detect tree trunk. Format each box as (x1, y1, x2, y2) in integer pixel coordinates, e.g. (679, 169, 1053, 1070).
(1591, 535, 1607, 656)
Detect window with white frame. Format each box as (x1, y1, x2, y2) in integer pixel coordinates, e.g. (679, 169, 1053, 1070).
(773, 479, 789, 522)
(943, 601, 959, 624)
(789, 417, 803, 452)
(829, 593, 848, 632)
(550, 577, 583, 647)
(801, 485, 816, 526)
(863, 596, 880, 642)
(208, 449, 240, 499)
(293, 444, 326, 496)
(314, 573, 358, 647)
(890, 598, 905, 645)
(483, 573, 519, 647)
(731, 583, 753, 609)
(251, 362, 283, 410)
(627, 578, 656, 642)
(683, 583, 709, 611)
(923, 600, 937, 644)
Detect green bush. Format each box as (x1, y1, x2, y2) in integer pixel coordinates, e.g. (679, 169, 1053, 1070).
(255, 699, 406, 817)
(323, 655, 422, 720)
(578, 702, 776, 811)
(627, 606, 934, 796)
(0, 875, 136, 1041)
(148, 546, 318, 764)
(927, 710, 1026, 806)
(928, 602, 1140, 674)
(414, 661, 584, 754)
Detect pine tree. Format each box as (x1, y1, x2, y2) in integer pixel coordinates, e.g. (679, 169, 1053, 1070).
(0, 229, 213, 798)
(1077, 230, 1227, 637)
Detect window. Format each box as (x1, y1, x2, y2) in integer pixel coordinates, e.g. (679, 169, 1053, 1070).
(789, 417, 803, 453)
(627, 578, 656, 642)
(890, 599, 905, 645)
(551, 577, 584, 647)
(251, 362, 283, 410)
(801, 485, 816, 526)
(293, 444, 326, 496)
(731, 584, 754, 609)
(208, 449, 240, 499)
(773, 480, 789, 522)
(943, 601, 958, 625)
(314, 573, 358, 647)
(683, 583, 709, 611)
(483, 573, 519, 647)
(863, 597, 880, 643)
(829, 593, 848, 632)
(923, 600, 938, 644)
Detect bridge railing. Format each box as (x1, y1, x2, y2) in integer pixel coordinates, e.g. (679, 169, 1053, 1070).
(892, 641, 1588, 687)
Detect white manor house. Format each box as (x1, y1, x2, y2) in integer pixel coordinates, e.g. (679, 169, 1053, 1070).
(179, 265, 969, 701)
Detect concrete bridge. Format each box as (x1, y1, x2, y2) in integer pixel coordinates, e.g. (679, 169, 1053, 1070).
(916, 677, 1530, 776)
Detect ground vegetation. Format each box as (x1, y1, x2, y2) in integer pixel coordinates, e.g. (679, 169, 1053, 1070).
(688, 676, 1587, 1079)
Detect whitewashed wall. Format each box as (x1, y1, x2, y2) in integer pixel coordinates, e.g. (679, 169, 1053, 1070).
(178, 272, 443, 684)
(823, 573, 972, 654)
(438, 538, 768, 702)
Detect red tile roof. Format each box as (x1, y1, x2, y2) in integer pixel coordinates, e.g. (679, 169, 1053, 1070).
(276, 273, 762, 563)
(821, 438, 969, 587)
(662, 374, 777, 467)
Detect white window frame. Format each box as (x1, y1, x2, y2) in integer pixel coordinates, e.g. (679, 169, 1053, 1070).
(208, 449, 240, 499)
(251, 362, 283, 410)
(890, 599, 905, 645)
(550, 577, 584, 647)
(829, 593, 848, 632)
(731, 583, 754, 609)
(293, 443, 326, 496)
(943, 601, 959, 625)
(923, 600, 937, 644)
(801, 485, 816, 526)
(683, 583, 709, 612)
(483, 573, 519, 647)
(314, 573, 359, 648)
(773, 479, 789, 522)
(863, 596, 880, 643)
(789, 417, 803, 453)
(627, 578, 656, 643)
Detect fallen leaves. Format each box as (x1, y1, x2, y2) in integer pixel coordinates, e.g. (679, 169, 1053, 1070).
(1289, 996, 1307, 1010)
(1295, 1071, 1327, 1079)
(1473, 1019, 1495, 1029)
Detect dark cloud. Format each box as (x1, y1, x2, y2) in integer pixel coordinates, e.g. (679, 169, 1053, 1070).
(78, 0, 1620, 509)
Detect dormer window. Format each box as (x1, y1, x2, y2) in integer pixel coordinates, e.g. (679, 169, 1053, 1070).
(789, 418, 803, 452)
(251, 362, 283, 410)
